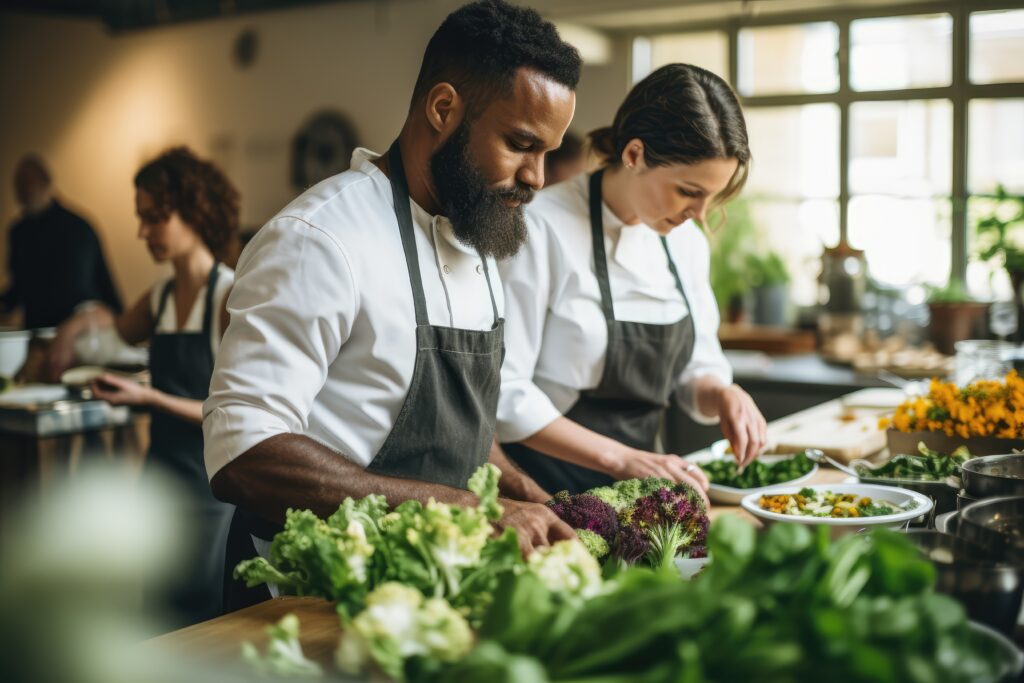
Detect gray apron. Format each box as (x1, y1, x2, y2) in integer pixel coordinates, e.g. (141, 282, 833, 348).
(223, 141, 505, 610)
(146, 263, 234, 629)
(504, 170, 696, 495)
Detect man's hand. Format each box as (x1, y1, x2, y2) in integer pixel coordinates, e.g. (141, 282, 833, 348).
(494, 499, 575, 557)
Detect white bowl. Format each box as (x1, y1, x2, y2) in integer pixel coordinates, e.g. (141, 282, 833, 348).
(740, 483, 933, 538)
(674, 556, 710, 580)
(685, 447, 819, 505)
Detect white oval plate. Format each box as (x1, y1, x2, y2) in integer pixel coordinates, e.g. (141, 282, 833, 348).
(685, 447, 819, 505)
(740, 483, 933, 533)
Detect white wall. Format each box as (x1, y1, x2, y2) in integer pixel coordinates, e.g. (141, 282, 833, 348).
(0, 0, 630, 304)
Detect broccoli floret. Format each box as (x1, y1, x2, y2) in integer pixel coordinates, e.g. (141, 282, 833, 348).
(575, 529, 610, 559)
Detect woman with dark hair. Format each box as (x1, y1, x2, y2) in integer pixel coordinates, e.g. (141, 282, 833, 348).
(49, 146, 239, 627)
(497, 64, 768, 498)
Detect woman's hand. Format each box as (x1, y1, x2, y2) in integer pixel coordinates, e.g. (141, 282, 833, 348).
(717, 384, 767, 470)
(90, 373, 153, 407)
(612, 450, 709, 505)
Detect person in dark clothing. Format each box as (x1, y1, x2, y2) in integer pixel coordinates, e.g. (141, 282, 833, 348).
(1, 155, 122, 330)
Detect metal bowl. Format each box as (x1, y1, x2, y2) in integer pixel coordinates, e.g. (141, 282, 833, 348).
(961, 454, 1024, 499)
(856, 474, 959, 516)
(904, 530, 1024, 636)
(958, 496, 1024, 564)
(958, 488, 983, 512)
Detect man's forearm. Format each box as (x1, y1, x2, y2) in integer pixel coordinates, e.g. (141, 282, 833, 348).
(488, 440, 551, 503)
(210, 433, 479, 524)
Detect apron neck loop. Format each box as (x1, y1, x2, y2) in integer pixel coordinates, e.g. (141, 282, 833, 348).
(387, 140, 501, 328)
(387, 140, 431, 327)
(588, 169, 617, 323)
(152, 260, 221, 336)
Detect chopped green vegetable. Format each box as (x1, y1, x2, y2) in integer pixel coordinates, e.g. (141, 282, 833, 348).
(855, 442, 971, 481)
(703, 451, 815, 488)
(241, 613, 322, 678)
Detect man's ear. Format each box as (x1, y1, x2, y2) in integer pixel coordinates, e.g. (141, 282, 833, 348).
(423, 82, 466, 138)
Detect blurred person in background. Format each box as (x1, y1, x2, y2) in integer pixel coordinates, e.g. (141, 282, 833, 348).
(543, 130, 585, 186)
(48, 146, 239, 629)
(0, 155, 122, 330)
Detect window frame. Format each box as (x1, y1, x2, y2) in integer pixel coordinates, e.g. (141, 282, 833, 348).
(628, 0, 1024, 287)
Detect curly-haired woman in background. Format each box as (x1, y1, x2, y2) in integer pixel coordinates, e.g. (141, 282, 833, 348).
(49, 146, 239, 628)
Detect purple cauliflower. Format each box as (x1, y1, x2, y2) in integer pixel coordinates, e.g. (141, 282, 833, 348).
(615, 483, 709, 569)
(546, 491, 620, 544)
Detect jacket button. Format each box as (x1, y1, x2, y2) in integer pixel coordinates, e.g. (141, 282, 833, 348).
(443, 264, 452, 275)
(475, 264, 483, 274)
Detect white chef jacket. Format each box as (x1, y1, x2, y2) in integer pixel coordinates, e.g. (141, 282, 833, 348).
(203, 148, 504, 480)
(495, 172, 732, 444)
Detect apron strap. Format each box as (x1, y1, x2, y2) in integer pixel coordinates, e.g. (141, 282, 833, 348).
(658, 237, 692, 313)
(151, 262, 222, 336)
(478, 254, 500, 324)
(387, 141, 431, 327)
(200, 261, 221, 337)
(588, 170, 616, 322)
(152, 279, 174, 336)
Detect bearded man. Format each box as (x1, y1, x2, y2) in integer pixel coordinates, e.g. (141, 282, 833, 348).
(204, 0, 581, 611)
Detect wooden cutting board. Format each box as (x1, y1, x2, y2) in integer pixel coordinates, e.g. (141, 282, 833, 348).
(768, 399, 889, 463)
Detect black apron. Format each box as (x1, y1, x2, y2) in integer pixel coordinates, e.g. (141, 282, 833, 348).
(146, 263, 234, 629)
(222, 141, 505, 611)
(504, 170, 696, 495)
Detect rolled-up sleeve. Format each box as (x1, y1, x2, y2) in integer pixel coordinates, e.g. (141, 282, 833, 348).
(203, 217, 356, 480)
(495, 217, 562, 443)
(674, 227, 733, 425)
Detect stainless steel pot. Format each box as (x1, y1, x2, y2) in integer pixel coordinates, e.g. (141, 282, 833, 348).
(961, 454, 1024, 499)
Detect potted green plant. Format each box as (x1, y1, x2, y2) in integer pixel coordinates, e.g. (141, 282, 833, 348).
(746, 250, 790, 326)
(974, 184, 1024, 340)
(926, 279, 988, 355)
(708, 198, 757, 323)
(709, 198, 791, 324)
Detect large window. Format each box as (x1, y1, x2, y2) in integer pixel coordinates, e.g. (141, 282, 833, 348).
(632, 2, 1024, 307)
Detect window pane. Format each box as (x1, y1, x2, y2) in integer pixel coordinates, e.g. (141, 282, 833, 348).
(848, 196, 951, 288)
(746, 199, 840, 307)
(850, 14, 951, 91)
(850, 100, 951, 197)
(737, 23, 838, 96)
(969, 99, 1024, 195)
(967, 196, 1016, 301)
(970, 9, 1024, 84)
(745, 104, 840, 199)
(647, 31, 728, 83)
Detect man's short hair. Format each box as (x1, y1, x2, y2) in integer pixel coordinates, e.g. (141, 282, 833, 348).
(410, 0, 581, 116)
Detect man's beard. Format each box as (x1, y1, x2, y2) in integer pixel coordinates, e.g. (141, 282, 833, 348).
(430, 122, 534, 260)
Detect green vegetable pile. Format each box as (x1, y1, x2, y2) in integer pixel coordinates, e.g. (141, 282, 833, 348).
(702, 451, 815, 488)
(234, 464, 522, 625)
(234, 464, 605, 681)
(856, 442, 971, 481)
(422, 517, 1015, 683)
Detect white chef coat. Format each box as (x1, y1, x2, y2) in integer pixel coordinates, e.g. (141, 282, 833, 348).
(203, 148, 504, 480)
(495, 172, 732, 444)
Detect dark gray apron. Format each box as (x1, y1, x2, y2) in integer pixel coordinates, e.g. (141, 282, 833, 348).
(222, 141, 505, 611)
(146, 263, 234, 629)
(504, 170, 696, 495)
